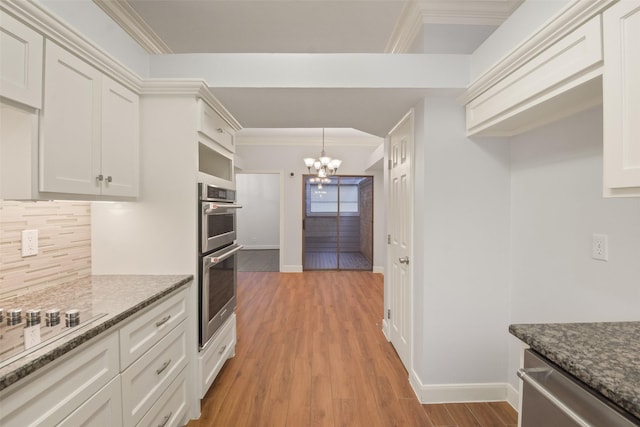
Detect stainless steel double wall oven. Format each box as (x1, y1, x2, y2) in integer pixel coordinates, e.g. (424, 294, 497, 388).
(198, 183, 242, 349)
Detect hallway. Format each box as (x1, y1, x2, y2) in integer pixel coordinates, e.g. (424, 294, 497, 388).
(188, 272, 517, 426)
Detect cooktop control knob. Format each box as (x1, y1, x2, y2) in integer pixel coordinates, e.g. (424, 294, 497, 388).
(45, 309, 61, 327)
(65, 309, 80, 327)
(7, 309, 22, 326)
(25, 309, 41, 326)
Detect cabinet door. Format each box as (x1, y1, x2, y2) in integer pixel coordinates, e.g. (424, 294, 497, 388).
(0, 11, 43, 109)
(58, 376, 123, 427)
(41, 40, 101, 195)
(603, 1, 640, 194)
(101, 75, 139, 197)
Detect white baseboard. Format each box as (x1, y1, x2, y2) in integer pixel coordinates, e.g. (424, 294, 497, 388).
(506, 382, 520, 411)
(381, 319, 390, 340)
(240, 245, 279, 250)
(373, 265, 384, 274)
(281, 265, 303, 273)
(411, 375, 512, 404)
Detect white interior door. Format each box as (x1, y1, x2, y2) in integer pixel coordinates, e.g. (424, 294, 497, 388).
(387, 110, 413, 370)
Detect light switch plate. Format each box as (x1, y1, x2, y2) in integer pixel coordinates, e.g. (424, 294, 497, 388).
(21, 229, 38, 257)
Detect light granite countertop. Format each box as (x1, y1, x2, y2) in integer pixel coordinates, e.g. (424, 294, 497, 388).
(0, 274, 193, 392)
(509, 321, 640, 421)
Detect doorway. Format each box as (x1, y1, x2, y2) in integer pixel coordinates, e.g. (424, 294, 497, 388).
(302, 175, 373, 271)
(236, 172, 281, 272)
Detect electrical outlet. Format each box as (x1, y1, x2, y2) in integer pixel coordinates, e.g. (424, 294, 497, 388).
(21, 229, 38, 257)
(592, 233, 608, 261)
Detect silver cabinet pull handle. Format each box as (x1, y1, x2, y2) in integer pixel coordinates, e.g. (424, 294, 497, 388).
(155, 315, 171, 327)
(156, 359, 171, 375)
(398, 256, 409, 265)
(218, 344, 227, 355)
(158, 412, 172, 427)
(517, 369, 592, 427)
(216, 127, 224, 133)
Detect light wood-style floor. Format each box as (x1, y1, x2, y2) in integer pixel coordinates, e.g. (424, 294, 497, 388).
(187, 271, 517, 426)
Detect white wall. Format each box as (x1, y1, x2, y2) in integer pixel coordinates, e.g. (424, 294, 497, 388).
(412, 96, 511, 400)
(235, 143, 385, 272)
(507, 106, 640, 389)
(236, 173, 280, 249)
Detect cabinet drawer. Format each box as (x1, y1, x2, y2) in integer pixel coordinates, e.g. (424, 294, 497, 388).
(119, 287, 187, 369)
(136, 368, 188, 427)
(466, 15, 602, 136)
(199, 313, 236, 398)
(0, 331, 119, 426)
(121, 321, 188, 426)
(58, 375, 123, 427)
(198, 99, 235, 153)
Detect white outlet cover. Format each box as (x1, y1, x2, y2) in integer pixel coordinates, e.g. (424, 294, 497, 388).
(592, 233, 608, 261)
(21, 229, 39, 257)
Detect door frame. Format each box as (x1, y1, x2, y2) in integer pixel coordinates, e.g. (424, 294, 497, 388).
(301, 174, 374, 271)
(383, 109, 414, 373)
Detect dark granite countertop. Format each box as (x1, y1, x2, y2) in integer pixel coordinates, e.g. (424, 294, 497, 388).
(510, 322, 640, 420)
(0, 275, 192, 392)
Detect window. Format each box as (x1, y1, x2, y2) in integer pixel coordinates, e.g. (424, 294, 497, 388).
(305, 179, 359, 215)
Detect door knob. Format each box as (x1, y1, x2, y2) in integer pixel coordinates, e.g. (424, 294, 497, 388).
(398, 256, 409, 265)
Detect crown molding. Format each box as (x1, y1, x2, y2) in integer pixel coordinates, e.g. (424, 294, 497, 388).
(140, 79, 242, 130)
(385, 2, 423, 54)
(92, 0, 172, 54)
(236, 136, 383, 147)
(460, 0, 616, 105)
(1, 0, 142, 92)
(386, 0, 523, 53)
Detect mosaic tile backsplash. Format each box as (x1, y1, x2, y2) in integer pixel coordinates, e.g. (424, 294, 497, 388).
(0, 200, 91, 299)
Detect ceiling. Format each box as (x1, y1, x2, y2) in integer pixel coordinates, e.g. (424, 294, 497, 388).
(101, 0, 523, 138)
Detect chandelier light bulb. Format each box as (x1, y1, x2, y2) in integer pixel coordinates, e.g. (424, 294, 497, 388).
(302, 128, 343, 181)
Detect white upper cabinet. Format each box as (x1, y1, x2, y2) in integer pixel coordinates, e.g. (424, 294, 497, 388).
(603, 0, 640, 196)
(0, 11, 43, 109)
(198, 99, 235, 153)
(40, 41, 139, 198)
(41, 41, 102, 195)
(465, 15, 603, 136)
(101, 75, 139, 197)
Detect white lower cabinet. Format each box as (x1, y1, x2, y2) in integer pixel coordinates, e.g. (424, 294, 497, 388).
(121, 321, 188, 426)
(137, 368, 189, 427)
(58, 376, 123, 427)
(0, 287, 192, 427)
(0, 331, 119, 426)
(199, 313, 236, 398)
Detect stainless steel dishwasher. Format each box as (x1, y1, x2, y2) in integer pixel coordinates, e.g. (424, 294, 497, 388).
(518, 349, 640, 427)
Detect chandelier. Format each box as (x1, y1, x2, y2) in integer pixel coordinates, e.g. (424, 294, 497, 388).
(303, 128, 342, 184)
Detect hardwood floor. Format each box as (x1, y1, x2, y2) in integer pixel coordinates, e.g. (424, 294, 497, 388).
(187, 271, 517, 426)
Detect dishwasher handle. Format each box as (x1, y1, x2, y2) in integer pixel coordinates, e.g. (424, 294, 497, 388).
(518, 368, 593, 427)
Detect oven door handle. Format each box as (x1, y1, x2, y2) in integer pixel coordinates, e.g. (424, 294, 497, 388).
(204, 203, 243, 214)
(205, 244, 243, 265)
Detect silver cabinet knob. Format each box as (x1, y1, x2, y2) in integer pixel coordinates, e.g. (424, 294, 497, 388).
(96, 174, 104, 182)
(398, 256, 409, 265)
(105, 176, 112, 183)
